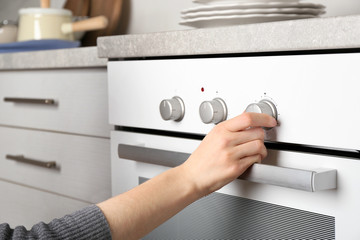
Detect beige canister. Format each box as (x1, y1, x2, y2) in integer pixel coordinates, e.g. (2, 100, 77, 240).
(17, 8, 73, 41)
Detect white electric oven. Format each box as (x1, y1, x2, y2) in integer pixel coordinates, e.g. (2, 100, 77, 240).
(108, 52, 360, 239)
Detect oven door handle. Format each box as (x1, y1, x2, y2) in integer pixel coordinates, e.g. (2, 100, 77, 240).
(118, 144, 337, 192)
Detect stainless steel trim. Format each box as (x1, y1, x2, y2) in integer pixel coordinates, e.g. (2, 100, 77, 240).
(173, 96, 185, 122)
(6, 154, 57, 169)
(118, 144, 188, 167)
(214, 97, 228, 122)
(4, 97, 56, 105)
(118, 144, 337, 192)
(240, 164, 337, 192)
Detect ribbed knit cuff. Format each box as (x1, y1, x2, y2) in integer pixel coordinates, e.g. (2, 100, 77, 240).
(0, 205, 112, 240)
(44, 204, 112, 240)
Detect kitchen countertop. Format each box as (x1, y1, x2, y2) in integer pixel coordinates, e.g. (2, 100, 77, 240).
(0, 47, 107, 70)
(98, 15, 360, 58)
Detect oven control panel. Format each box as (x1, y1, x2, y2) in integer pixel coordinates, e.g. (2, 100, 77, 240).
(159, 96, 277, 128)
(108, 53, 360, 150)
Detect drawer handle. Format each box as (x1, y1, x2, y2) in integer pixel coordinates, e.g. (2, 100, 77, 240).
(6, 154, 57, 169)
(4, 97, 56, 105)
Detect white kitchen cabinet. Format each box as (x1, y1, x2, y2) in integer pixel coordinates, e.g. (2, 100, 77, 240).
(0, 179, 90, 229)
(0, 126, 110, 203)
(0, 68, 111, 138)
(0, 66, 111, 229)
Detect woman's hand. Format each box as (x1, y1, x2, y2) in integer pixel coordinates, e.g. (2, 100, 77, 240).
(181, 112, 277, 197)
(98, 112, 277, 240)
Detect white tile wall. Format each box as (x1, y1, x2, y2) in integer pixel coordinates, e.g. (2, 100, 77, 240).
(120, 0, 360, 34)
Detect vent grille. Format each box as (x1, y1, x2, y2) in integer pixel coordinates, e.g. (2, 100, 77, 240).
(141, 178, 335, 240)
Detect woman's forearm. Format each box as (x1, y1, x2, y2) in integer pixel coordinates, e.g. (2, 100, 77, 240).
(97, 165, 200, 240)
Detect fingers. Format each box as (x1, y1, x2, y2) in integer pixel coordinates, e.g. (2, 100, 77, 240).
(227, 154, 262, 180)
(241, 154, 262, 165)
(231, 127, 265, 146)
(224, 112, 277, 132)
(237, 154, 262, 174)
(232, 140, 268, 160)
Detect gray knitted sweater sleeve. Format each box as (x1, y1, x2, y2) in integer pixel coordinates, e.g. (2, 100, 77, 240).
(0, 205, 112, 240)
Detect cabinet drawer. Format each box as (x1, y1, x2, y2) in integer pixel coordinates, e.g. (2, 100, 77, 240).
(0, 68, 111, 137)
(0, 179, 90, 229)
(0, 126, 111, 203)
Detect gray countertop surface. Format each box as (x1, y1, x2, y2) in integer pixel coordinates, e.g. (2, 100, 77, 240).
(0, 47, 107, 70)
(98, 15, 360, 58)
(2, 15, 359, 70)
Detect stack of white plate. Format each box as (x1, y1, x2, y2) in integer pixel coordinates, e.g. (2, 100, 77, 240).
(180, 0, 325, 28)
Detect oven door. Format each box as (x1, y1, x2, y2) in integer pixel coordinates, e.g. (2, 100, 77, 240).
(111, 130, 360, 239)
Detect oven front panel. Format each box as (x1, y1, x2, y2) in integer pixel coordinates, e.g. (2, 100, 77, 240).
(111, 130, 360, 239)
(140, 177, 334, 240)
(108, 53, 360, 150)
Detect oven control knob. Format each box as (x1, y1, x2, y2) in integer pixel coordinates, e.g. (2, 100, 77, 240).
(199, 98, 227, 124)
(159, 96, 185, 121)
(245, 99, 278, 127)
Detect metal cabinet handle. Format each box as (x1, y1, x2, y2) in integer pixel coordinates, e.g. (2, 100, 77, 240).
(4, 97, 55, 105)
(118, 144, 337, 192)
(6, 154, 57, 169)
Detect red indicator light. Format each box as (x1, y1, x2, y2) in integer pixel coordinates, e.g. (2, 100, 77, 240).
(201, 87, 204, 92)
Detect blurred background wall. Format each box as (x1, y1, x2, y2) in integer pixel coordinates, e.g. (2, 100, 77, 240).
(0, 0, 359, 35)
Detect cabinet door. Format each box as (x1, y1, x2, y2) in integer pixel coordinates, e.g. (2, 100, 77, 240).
(0, 68, 111, 137)
(0, 179, 90, 229)
(0, 126, 111, 203)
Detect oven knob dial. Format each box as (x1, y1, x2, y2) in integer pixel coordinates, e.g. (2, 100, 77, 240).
(246, 99, 278, 128)
(159, 96, 185, 121)
(199, 98, 227, 124)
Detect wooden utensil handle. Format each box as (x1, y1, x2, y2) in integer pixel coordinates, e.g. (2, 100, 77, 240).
(41, 0, 50, 8)
(72, 16, 109, 33)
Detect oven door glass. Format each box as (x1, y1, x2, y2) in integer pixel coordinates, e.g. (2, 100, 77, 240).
(111, 130, 360, 239)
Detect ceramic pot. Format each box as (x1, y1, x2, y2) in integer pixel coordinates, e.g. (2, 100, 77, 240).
(17, 8, 108, 41)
